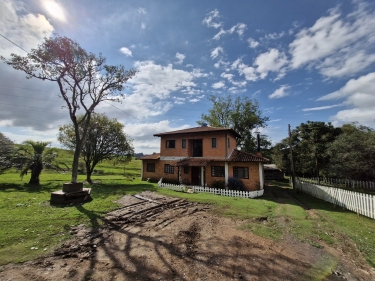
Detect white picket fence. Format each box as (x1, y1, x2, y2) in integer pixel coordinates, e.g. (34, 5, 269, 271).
(298, 177, 375, 191)
(157, 179, 264, 198)
(296, 179, 375, 219)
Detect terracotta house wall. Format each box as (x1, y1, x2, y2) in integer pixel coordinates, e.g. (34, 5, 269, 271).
(204, 162, 261, 191)
(141, 160, 179, 183)
(159, 131, 237, 158)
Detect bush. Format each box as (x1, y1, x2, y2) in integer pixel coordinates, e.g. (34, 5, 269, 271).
(211, 180, 225, 189)
(227, 177, 245, 191)
(162, 178, 180, 185)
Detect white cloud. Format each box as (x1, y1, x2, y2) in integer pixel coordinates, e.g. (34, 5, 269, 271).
(247, 38, 259, 48)
(125, 121, 190, 154)
(173, 97, 186, 105)
(232, 49, 287, 81)
(92, 60, 200, 126)
(119, 47, 133, 57)
(42, 0, 66, 22)
(213, 29, 226, 40)
(131, 61, 197, 100)
(213, 23, 247, 40)
(175, 52, 185, 64)
(317, 72, 375, 126)
(302, 104, 343, 111)
(221, 72, 234, 80)
(0, 0, 54, 57)
(214, 59, 229, 69)
(236, 23, 247, 36)
(254, 49, 288, 78)
(264, 31, 285, 40)
(221, 72, 246, 87)
(212, 81, 225, 89)
(237, 63, 258, 81)
(202, 9, 221, 28)
(0, 0, 67, 132)
(317, 72, 375, 102)
(138, 7, 147, 14)
(289, 2, 375, 77)
(191, 68, 209, 78)
(141, 22, 146, 29)
(211, 46, 223, 59)
(269, 85, 290, 99)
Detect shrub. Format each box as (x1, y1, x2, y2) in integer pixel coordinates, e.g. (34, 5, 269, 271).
(211, 180, 225, 189)
(227, 177, 245, 191)
(162, 178, 180, 185)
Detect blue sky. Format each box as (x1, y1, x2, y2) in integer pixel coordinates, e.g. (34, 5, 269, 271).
(1, 0, 375, 154)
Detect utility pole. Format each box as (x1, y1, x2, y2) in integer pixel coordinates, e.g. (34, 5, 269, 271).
(288, 124, 297, 192)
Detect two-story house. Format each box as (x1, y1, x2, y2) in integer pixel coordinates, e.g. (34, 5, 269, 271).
(140, 125, 268, 191)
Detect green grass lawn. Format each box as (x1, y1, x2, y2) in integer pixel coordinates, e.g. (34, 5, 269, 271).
(1, 156, 375, 269)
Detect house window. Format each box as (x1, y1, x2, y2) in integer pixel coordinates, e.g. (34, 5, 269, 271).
(212, 138, 217, 148)
(212, 166, 225, 177)
(183, 166, 189, 174)
(166, 140, 175, 148)
(146, 163, 155, 172)
(233, 167, 249, 179)
(164, 164, 174, 174)
(182, 139, 186, 148)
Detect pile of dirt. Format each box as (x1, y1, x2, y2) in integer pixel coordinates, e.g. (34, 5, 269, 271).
(0, 191, 374, 281)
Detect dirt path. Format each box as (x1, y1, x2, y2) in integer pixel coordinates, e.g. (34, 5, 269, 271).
(0, 191, 374, 281)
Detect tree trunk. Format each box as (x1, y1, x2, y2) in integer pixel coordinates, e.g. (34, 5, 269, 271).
(29, 162, 42, 185)
(71, 112, 91, 183)
(71, 143, 81, 183)
(86, 161, 92, 183)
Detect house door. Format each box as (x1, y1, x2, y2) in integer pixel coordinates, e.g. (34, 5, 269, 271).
(191, 167, 201, 185)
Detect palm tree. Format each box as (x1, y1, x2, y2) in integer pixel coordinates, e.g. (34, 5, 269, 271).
(18, 141, 59, 185)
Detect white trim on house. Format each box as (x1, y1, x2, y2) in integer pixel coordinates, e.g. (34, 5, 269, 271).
(259, 162, 264, 189)
(225, 162, 229, 186)
(201, 167, 204, 186)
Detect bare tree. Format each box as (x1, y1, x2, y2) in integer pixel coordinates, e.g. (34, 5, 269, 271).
(1, 36, 136, 183)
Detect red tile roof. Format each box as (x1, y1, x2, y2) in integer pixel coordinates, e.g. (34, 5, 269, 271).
(153, 126, 241, 138)
(139, 153, 160, 160)
(227, 149, 269, 163)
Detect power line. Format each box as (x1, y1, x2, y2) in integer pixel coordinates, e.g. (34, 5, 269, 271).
(0, 33, 29, 53)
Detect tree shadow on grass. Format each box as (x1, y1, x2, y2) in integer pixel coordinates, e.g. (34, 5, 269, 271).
(87, 182, 157, 200)
(74, 214, 325, 281)
(262, 183, 363, 215)
(0, 182, 59, 193)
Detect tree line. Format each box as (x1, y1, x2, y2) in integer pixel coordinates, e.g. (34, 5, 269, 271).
(272, 121, 375, 181)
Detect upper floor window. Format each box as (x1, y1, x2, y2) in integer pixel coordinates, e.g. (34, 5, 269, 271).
(146, 163, 155, 172)
(211, 166, 225, 177)
(182, 139, 186, 148)
(212, 138, 217, 148)
(164, 164, 174, 174)
(166, 140, 175, 148)
(233, 167, 249, 179)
